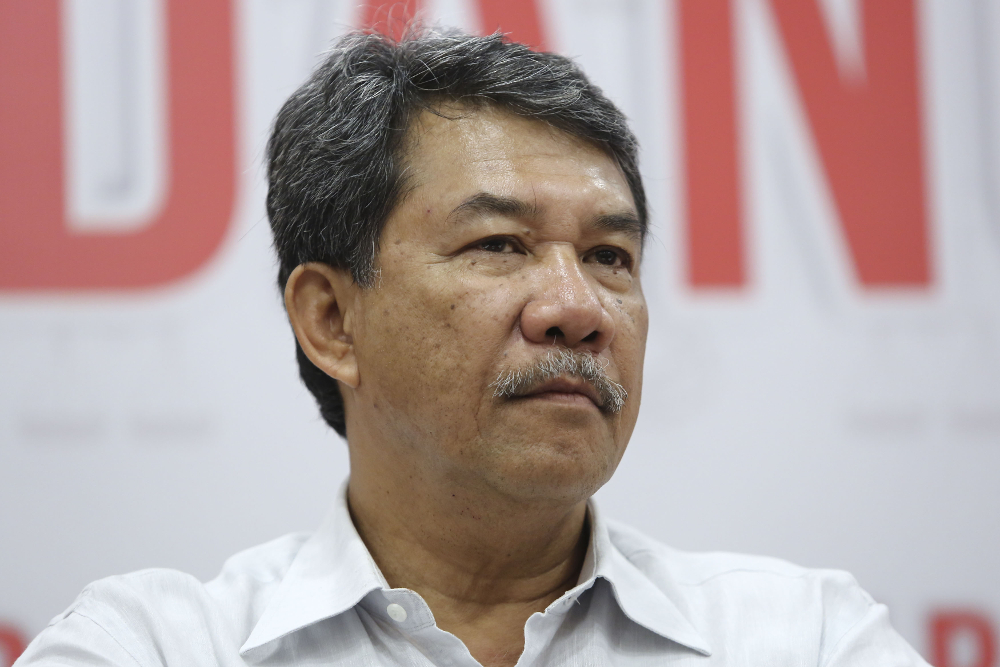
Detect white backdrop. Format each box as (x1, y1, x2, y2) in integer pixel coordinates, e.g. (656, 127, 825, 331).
(1, 1, 999, 665)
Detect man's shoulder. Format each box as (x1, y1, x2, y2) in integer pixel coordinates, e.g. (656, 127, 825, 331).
(74, 531, 311, 616)
(605, 518, 872, 606)
(602, 519, 928, 665)
(18, 532, 313, 666)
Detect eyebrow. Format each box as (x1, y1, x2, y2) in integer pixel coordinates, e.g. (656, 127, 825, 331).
(447, 192, 537, 223)
(593, 212, 644, 242)
(447, 191, 644, 242)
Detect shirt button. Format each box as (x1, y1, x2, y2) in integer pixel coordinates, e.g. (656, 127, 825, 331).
(386, 603, 408, 622)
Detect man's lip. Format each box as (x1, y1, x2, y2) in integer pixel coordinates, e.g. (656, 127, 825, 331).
(520, 377, 602, 407)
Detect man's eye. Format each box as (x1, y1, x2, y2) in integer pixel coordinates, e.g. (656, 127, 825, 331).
(590, 248, 628, 267)
(477, 237, 517, 253)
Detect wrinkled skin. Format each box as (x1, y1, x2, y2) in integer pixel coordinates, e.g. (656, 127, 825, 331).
(346, 105, 648, 505)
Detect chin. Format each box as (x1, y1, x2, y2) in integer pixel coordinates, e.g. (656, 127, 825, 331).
(478, 432, 624, 505)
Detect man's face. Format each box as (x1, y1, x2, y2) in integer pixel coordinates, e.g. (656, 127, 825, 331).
(347, 104, 648, 504)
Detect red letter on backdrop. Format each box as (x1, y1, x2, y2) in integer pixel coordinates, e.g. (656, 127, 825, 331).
(0, 623, 27, 666)
(769, 0, 930, 287)
(361, 0, 545, 50)
(0, 0, 235, 290)
(477, 0, 546, 50)
(679, 0, 744, 287)
(361, 0, 422, 40)
(931, 610, 997, 667)
(680, 0, 931, 288)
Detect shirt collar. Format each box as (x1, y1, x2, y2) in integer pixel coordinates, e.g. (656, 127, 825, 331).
(582, 502, 712, 656)
(241, 483, 711, 658)
(240, 481, 385, 658)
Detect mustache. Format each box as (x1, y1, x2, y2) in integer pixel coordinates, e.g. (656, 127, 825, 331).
(489, 348, 627, 415)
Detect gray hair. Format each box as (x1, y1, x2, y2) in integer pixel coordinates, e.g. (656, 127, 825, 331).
(267, 27, 646, 437)
(491, 349, 627, 414)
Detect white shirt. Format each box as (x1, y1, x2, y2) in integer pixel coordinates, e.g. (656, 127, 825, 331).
(17, 486, 929, 666)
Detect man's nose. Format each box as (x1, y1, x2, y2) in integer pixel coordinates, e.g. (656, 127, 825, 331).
(519, 248, 616, 352)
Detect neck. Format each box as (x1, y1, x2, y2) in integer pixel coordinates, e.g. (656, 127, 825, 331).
(347, 458, 591, 667)
(348, 469, 590, 602)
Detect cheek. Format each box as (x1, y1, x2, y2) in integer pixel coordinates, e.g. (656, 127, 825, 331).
(432, 286, 524, 393)
(359, 275, 523, 405)
(432, 270, 523, 335)
(448, 292, 517, 340)
(612, 299, 648, 380)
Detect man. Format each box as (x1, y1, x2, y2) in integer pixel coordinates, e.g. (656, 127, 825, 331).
(18, 29, 928, 667)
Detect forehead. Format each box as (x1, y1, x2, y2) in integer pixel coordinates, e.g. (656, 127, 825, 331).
(400, 104, 635, 211)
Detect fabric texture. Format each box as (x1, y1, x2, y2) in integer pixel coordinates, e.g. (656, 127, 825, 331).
(16, 485, 930, 666)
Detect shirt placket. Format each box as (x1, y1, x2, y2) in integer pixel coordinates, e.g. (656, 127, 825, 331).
(362, 589, 483, 667)
(516, 586, 590, 666)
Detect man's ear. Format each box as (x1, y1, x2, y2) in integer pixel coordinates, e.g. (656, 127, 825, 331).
(284, 263, 360, 389)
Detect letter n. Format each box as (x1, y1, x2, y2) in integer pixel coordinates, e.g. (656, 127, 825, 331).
(679, 0, 931, 288)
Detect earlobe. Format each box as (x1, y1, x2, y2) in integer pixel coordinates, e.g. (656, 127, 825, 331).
(284, 263, 360, 389)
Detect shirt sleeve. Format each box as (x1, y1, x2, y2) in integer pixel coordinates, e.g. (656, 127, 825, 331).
(820, 593, 931, 667)
(14, 610, 144, 667)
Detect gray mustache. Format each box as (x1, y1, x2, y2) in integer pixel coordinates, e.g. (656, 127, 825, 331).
(489, 349, 627, 415)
